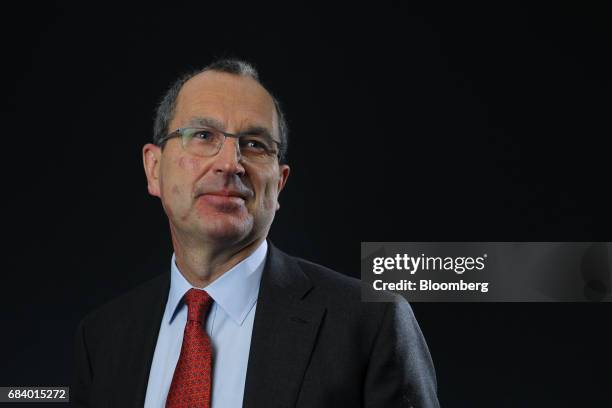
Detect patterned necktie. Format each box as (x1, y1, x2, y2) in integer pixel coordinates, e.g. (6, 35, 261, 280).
(166, 288, 214, 408)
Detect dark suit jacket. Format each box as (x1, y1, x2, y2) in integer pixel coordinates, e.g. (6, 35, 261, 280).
(73, 242, 439, 407)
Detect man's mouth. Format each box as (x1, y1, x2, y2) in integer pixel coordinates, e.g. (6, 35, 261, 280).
(202, 189, 247, 199)
(196, 189, 250, 209)
(200, 194, 244, 205)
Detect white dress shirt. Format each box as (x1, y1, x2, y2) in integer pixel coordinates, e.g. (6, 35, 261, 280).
(144, 240, 267, 408)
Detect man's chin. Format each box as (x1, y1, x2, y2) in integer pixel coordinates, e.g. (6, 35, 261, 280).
(196, 195, 248, 214)
(196, 218, 254, 243)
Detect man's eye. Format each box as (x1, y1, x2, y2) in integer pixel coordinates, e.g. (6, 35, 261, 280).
(193, 130, 214, 140)
(241, 138, 268, 151)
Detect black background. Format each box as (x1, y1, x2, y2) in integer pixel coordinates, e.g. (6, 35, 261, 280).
(2, 1, 611, 406)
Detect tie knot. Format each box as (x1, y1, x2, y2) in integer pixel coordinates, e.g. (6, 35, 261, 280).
(183, 288, 213, 323)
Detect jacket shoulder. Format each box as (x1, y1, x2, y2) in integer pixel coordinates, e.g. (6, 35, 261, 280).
(293, 256, 361, 297)
(289, 252, 407, 306)
(277, 250, 412, 331)
(80, 273, 169, 330)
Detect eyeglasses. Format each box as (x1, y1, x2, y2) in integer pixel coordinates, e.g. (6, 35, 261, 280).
(158, 126, 281, 163)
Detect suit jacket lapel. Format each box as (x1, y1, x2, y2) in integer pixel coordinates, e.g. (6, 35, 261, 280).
(112, 272, 170, 406)
(243, 242, 326, 408)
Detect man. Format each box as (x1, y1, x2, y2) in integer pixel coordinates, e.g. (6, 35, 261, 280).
(72, 59, 439, 408)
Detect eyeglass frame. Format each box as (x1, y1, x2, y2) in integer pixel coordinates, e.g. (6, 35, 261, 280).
(156, 126, 283, 160)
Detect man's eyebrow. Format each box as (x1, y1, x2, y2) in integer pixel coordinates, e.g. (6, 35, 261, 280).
(186, 116, 226, 129)
(187, 116, 277, 141)
(239, 125, 274, 139)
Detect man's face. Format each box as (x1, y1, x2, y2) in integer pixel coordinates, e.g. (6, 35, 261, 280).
(143, 71, 290, 247)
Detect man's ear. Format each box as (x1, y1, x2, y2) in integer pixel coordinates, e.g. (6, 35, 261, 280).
(276, 164, 290, 210)
(143, 143, 162, 198)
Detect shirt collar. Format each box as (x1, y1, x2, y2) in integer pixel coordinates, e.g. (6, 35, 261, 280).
(167, 240, 267, 326)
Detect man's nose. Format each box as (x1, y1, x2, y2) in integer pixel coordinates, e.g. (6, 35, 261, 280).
(212, 137, 245, 176)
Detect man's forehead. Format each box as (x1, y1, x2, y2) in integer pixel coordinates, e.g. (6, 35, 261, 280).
(179, 71, 274, 108)
(173, 71, 277, 131)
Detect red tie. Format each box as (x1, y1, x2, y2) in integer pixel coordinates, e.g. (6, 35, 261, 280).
(166, 288, 214, 408)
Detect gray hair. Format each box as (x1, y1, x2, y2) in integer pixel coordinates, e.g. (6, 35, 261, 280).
(153, 59, 289, 163)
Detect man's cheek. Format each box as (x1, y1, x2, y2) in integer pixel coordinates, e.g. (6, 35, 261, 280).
(178, 156, 203, 173)
(161, 185, 191, 221)
(164, 204, 174, 219)
(261, 185, 279, 211)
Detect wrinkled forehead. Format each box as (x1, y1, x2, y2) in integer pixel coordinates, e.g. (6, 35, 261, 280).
(171, 71, 278, 136)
